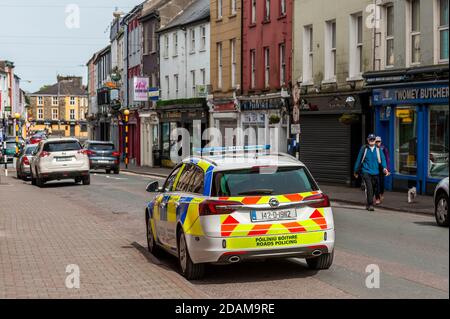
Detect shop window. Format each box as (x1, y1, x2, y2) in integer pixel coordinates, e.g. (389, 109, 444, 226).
(395, 106, 417, 176)
(429, 105, 449, 178)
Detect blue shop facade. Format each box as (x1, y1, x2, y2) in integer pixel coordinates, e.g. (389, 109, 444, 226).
(370, 81, 449, 194)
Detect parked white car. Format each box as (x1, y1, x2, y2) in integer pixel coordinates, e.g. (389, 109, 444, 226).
(30, 138, 90, 187)
(434, 177, 449, 227)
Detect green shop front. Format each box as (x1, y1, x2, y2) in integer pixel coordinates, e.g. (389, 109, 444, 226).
(372, 81, 449, 194)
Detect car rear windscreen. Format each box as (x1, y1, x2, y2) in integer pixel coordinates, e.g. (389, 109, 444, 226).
(211, 166, 319, 197)
(5, 142, 16, 149)
(25, 146, 38, 155)
(89, 143, 115, 151)
(44, 141, 81, 152)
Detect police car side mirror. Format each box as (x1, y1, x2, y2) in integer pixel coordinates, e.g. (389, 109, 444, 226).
(146, 181, 160, 193)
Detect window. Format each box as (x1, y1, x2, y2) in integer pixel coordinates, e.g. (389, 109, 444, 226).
(437, 0, 449, 61)
(70, 97, 76, 106)
(37, 108, 43, 120)
(191, 70, 196, 97)
(264, 47, 270, 88)
(173, 32, 178, 56)
(386, 4, 395, 66)
(52, 96, 58, 106)
(174, 74, 179, 98)
(163, 166, 181, 192)
(302, 25, 313, 83)
(80, 109, 85, 120)
(217, 0, 223, 19)
(231, 39, 237, 88)
(279, 43, 286, 86)
(200, 26, 206, 50)
(165, 76, 170, 98)
(251, 0, 257, 24)
(231, 0, 237, 15)
(211, 167, 318, 197)
(37, 96, 43, 106)
(190, 29, 196, 53)
(349, 13, 363, 78)
(201, 68, 206, 85)
(409, 0, 421, 65)
(250, 49, 256, 89)
(280, 0, 286, 16)
(217, 42, 223, 89)
(163, 35, 169, 58)
(325, 20, 337, 81)
(264, 0, 271, 21)
(429, 105, 449, 178)
(70, 109, 76, 120)
(395, 106, 417, 176)
(51, 108, 58, 120)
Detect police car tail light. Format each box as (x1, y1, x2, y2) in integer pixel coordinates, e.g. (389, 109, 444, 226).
(199, 200, 241, 216)
(304, 193, 331, 208)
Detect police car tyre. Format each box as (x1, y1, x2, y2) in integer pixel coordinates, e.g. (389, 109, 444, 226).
(178, 231, 205, 280)
(146, 215, 162, 255)
(82, 175, 90, 185)
(306, 250, 334, 270)
(435, 193, 449, 227)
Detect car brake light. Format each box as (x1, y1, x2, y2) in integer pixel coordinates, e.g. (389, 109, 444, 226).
(112, 152, 120, 157)
(23, 156, 30, 165)
(78, 149, 94, 156)
(40, 151, 50, 158)
(304, 193, 331, 208)
(199, 200, 242, 216)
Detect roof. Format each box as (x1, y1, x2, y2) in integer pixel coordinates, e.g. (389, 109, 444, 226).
(158, 0, 210, 33)
(183, 153, 305, 172)
(30, 78, 86, 96)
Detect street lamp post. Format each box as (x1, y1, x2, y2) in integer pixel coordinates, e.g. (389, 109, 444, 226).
(14, 113, 20, 155)
(123, 109, 130, 169)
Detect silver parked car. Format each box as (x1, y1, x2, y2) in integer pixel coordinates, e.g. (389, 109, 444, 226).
(434, 177, 449, 227)
(16, 144, 38, 180)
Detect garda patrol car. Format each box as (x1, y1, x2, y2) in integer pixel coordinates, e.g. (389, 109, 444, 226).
(145, 146, 335, 279)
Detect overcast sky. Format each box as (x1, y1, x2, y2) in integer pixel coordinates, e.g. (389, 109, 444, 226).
(0, 0, 143, 93)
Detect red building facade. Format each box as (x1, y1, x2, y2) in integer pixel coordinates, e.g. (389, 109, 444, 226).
(239, 0, 292, 153)
(242, 0, 292, 93)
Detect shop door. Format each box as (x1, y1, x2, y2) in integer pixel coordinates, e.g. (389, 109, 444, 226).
(70, 125, 75, 137)
(299, 115, 351, 184)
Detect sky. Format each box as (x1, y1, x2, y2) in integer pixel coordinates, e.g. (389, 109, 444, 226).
(0, 0, 143, 93)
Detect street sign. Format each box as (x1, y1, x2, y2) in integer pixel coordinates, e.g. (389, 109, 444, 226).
(291, 124, 301, 135)
(4, 106, 11, 112)
(148, 88, 160, 102)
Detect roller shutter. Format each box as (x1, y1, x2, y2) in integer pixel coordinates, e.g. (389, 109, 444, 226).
(299, 115, 351, 184)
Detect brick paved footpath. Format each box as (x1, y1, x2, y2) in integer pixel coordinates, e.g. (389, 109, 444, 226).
(0, 176, 209, 299)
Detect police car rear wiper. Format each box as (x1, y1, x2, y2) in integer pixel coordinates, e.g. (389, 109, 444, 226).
(238, 189, 274, 195)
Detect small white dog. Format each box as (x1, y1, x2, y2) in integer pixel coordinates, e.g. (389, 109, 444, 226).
(408, 187, 417, 203)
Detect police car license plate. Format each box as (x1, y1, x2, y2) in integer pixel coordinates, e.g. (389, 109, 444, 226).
(251, 210, 297, 222)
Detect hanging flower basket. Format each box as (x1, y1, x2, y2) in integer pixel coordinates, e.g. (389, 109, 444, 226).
(339, 114, 360, 125)
(269, 114, 281, 124)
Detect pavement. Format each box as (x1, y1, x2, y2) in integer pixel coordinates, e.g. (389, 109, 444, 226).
(120, 163, 435, 215)
(0, 170, 448, 299)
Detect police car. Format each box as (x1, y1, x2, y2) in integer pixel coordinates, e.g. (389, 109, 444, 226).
(145, 146, 335, 279)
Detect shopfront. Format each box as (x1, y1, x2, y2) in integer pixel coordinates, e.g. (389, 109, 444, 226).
(372, 81, 449, 194)
(157, 103, 208, 168)
(296, 92, 371, 185)
(239, 95, 289, 153)
(208, 99, 240, 147)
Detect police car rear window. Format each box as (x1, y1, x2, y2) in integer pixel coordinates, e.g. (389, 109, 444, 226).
(211, 166, 318, 197)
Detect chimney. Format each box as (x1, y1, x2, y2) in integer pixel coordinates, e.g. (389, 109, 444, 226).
(57, 75, 83, 88)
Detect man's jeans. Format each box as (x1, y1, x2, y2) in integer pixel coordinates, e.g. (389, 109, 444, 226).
(362, 173, 380, 206)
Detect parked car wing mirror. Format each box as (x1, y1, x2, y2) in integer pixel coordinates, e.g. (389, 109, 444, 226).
(146, 181, 160, 193)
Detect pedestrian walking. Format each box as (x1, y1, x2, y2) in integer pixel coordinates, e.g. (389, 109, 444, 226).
(354, 134, 389, 211)
(376, 136, 390, 202)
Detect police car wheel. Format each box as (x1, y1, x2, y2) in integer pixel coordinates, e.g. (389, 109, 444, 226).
(306, 250, 334, 270)
(146, 216, 161, 255)
(178, 231, 205, 280)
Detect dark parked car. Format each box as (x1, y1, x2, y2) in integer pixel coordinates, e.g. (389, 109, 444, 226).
(83, 141, 120, 174)
(16, 144, 38, 180)
(1, 137, 25, 163)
